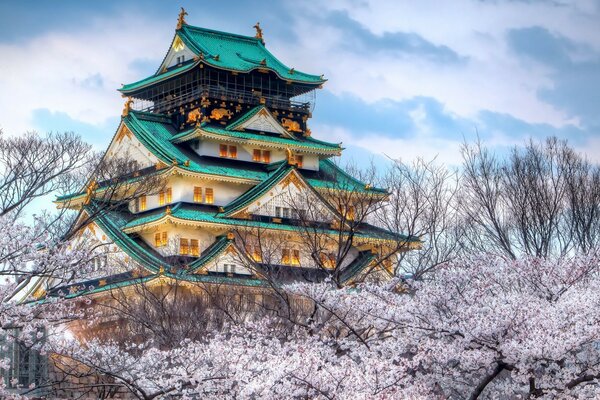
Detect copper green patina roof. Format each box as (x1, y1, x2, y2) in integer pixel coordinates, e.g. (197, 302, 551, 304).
(340, 250, 378, 284)
(170, 107, 342, 154)
(124, 110, 267, 181)
(123, 202, 413, 243)
(120, 24, 324, 93)
(187, 234, 234, 273)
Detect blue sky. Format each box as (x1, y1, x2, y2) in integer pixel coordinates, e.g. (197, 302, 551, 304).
(1, 0, 600, 165)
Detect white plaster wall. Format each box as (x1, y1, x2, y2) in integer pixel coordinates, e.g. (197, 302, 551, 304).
(193, 138, 319, 171)
(205, 251, 252, 275)
(129, 174, 254, 213)
(106, 132, 158, 169)
(139, 225, 227, 257)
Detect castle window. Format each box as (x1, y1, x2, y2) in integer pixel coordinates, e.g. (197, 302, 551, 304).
(320, 252, 336, 269)
(281, 248, 290, 264)
(262, 150, 271, 163)
(180, 238, 190, 255)
(140, 195, 147, 211)
(253, 149, 261, 162)
(282, 208, 290, 219)
(205, 188, 214, 204)
(224, 264, 236, 274)
(291, 249, 300, 266)
(348, 206, 355, 220)
(194, 186, 202, 203)
(155, 232, 168, 247)
(166, 187, 172, 203)
(219, 144, 228, 157)
(190, 239, 199, 256)
(219, 144, 237, 158)
(296, 155, 304, 168)
(159, 190, 165, 206)
(246, 244, 263, 262)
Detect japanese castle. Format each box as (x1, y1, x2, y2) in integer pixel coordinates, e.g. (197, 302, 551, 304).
(49, 9, 418, 300)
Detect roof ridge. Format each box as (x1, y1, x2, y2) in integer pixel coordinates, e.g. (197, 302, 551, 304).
(181, 24, 259, 43)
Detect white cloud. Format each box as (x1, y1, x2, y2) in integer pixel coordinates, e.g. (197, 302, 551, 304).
(0, 14, 170, 135)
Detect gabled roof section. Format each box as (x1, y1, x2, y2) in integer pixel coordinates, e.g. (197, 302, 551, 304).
(85, 202, 165, 274)
(177, 24, 324, 84)
(170, 123, 342, 156)
(120, 61, 200, 93)
(120, 24, 325, 94)
(220, 162, 293, 217)
(339, 250, 378, 285)
(227, 106, 290, 136)
(122, 110, 268, 182)
(186, 234, 234, 273)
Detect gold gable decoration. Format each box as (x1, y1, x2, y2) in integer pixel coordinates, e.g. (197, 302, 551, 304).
(115, 125, 133, 143)
(281, 118, 302, 133)
(176, 7, 188, 30)
(121, 98, 133, 117)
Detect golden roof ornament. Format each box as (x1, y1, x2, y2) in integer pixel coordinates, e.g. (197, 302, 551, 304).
(176, 7, 188, 30)
(253, 22, 264, 43)
(165, 206, 172, 215)
(122, 97, 133, 117)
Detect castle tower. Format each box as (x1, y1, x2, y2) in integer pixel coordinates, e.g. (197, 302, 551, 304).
(52, 10, 418, 299)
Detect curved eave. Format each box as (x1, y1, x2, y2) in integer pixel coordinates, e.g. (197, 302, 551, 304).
(119, 60, 201, 95)
(122, 213, 417, 246)
(177, 26, 326, 85)
(173, 128, 342, 156)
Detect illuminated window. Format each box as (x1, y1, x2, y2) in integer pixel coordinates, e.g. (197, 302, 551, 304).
(291, 249, 300, 266)
(281, 248, 290, 265)
(155, 232, 168, 247)
(180, 238, 190, 255)
(262, 150, 271, 163)
(193, 186, 202, 203)
(320, 253, 336, 269)
(229, 145, 237, 158)
(219, 144, 228, 157)
(159, 190, 165, 206)
(246, 244, 262, 262)
(348, 206, 355, 221)
(190, 239, 199, 256)
(253, 149, 261, 162)
(205, 188, 214, 204)
(253, 246, 262, 262)
(140, 195, 147, 211)
(166, 187, 172, 203)
(296, 155, 303, 168)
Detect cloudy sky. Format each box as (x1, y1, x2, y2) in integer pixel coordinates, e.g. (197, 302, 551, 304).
(1, 0, 599, 165)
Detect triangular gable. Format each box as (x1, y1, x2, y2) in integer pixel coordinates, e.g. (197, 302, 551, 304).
(224, 167, 340, 222)
(157, 34, 198, 73)
(228, 106, 292, 137)
(104, 121, 160, 169)
(189, 236, 254, 276)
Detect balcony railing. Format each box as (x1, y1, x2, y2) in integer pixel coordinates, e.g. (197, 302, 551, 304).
(132, 84, 314, 115)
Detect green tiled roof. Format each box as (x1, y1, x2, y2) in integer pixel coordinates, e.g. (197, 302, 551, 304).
(120, 25, 324, 93)
(171, 123, 342, 154)
(221, 162, 292, 216)
(186, 234, 233, 273)
(125, 111, 267, 181)
(306, 160, 388, 194)
(123, 202, 415, 242)
(86, 202, 165, 273)
(120, 61, 198, 93)
(178, 24, 324, 83)
(340, 250, 377, 284)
